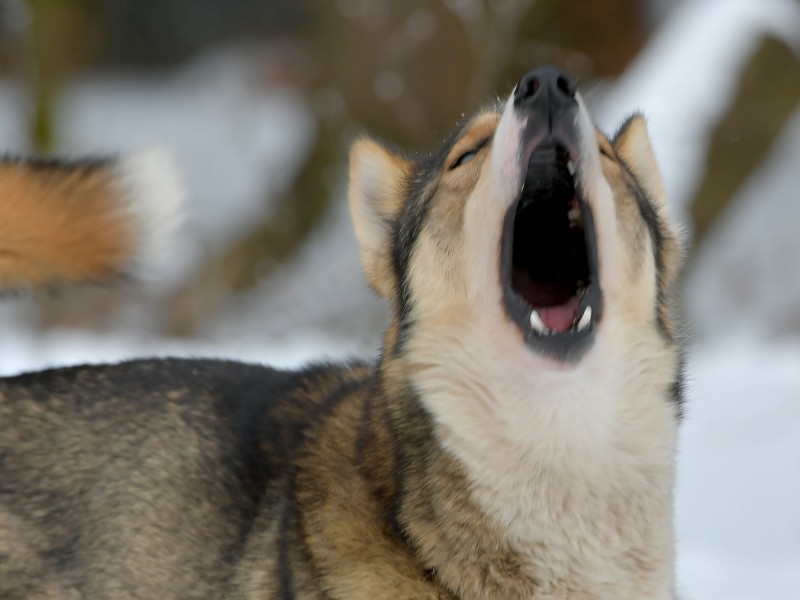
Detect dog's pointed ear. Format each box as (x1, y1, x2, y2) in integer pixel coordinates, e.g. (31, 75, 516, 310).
(348, 138, 409, 298)
(613, 114, 667, 206)
(614, 113, 684, 289)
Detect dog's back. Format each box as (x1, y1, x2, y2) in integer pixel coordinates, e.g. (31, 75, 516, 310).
(0, 358, 373, 598)
(0, 360, 263, 598)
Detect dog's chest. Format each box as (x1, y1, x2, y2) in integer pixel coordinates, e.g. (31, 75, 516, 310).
(413, 346, 677, 598)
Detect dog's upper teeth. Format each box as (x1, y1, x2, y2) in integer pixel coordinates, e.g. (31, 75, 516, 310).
(530, 310, 547, 334)
(576, 305, 592, 332)
(568, 207, 580, 224)
(567, 160, 576, 176)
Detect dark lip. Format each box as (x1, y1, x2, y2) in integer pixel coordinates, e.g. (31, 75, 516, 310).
(519, 130, 582, 171)
(500, 138, 603, 363)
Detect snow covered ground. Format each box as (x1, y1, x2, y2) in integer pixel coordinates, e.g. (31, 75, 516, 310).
(676, 338, 800, 599)
(1, 0, 799, 597)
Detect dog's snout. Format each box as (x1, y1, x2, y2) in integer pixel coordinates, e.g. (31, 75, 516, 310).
(514, 67, 577, 113)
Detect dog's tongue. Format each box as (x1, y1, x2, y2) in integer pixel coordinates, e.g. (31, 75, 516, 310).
(538, 295, 581, 332)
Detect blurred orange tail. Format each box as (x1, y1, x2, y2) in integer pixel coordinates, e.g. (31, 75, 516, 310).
(0, 150, 183, 292)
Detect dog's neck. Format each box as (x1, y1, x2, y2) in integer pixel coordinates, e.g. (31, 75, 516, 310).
(390, 314, 679, 599)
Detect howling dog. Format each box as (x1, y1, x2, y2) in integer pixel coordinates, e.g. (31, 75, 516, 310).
(0, 67, 684, 599)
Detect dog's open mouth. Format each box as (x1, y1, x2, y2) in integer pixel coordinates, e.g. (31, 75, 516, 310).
(501, 142, 602, 360)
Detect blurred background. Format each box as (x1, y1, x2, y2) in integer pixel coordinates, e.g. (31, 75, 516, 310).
(0, 0, 798, 598)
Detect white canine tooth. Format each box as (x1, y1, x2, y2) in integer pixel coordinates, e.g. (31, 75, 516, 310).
(576, 305, 592, 332)
(567, 160, 576, 176)
(529, 310, 546, 333)
(568, 207, 580, 223)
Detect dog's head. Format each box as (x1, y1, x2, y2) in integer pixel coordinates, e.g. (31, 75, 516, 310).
(349, 67, 683, 413)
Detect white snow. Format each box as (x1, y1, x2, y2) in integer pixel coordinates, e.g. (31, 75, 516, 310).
(593, 0, 800, 222)
(676, 338, 800, 599)
(686, 107, 800, 340)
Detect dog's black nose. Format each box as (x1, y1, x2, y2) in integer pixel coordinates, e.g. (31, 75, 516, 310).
(514, 67, 577, 111)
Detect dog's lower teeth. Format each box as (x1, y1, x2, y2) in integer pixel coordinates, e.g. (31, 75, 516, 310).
(576, 306, 592, 332)
(529, 310, 546, 334)
(568, 207, 580, 224)
(531, 306, 592, 335)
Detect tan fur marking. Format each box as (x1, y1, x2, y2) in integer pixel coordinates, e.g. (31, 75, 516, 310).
(0, 163, 134, 290)
(443, 113, 499, 176)
(614, 115, 667, 204)
(348, 139, 410, 298)
(296, 394, 453, 599)
(613, 117, 685, 339)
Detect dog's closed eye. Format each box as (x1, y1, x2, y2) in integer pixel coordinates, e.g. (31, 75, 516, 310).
(450, 138, 489, 170)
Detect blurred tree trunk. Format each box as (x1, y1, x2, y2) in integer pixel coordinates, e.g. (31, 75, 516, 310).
(25, 0, 97, 151)
(689, 36, 800, 250)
